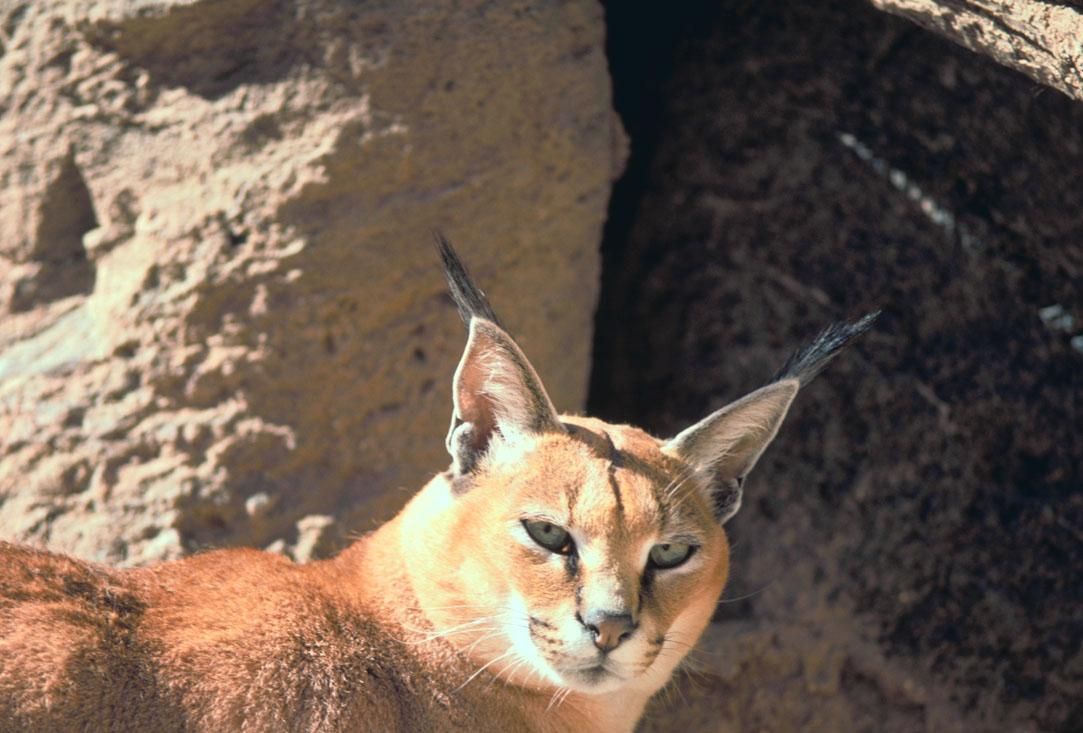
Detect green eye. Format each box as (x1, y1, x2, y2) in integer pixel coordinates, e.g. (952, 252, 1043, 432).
(648, 542, 695, 570)
(522, 519, 573, 554)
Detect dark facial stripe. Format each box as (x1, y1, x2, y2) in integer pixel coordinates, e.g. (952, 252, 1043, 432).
(565, 482, 579, 529)
(608, 462, 624, 521)
(601, 430, 626, 522)
(601, 430, 619, 465)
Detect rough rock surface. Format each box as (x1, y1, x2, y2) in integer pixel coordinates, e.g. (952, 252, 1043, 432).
(598, 0, 1081, 731)
(0, 0, 620, 565)
(870, 0, 1083, 103)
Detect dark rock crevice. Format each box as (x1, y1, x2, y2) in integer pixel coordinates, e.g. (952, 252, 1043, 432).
(594, 1, 1082, 730)
(11, 151, 97, 312)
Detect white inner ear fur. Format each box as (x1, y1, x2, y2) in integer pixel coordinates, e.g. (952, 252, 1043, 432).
(455, 320, 560, 431)
(448, 318, 562, 473)
(471, 349, 540, 435)
(665, 379, 799, 483)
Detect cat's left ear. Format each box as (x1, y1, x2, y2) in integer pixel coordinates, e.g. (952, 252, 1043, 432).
(663, 380, 798, 524)
(663, 312, 880, 524)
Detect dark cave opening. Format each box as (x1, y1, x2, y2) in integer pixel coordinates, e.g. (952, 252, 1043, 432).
(594, 2, 1082, 731)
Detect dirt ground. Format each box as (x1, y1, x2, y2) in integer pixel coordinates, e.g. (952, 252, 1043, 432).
(593, 1, 1082, 731)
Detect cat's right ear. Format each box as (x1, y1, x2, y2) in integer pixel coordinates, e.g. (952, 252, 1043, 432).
(447, 318, 562, 474)
(435, 231, 563, 475)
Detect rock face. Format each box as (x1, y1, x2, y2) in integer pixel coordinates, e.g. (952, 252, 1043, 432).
(0, 0, 620, 565)
(598, 1, 1081, 731)
(870, 0, 1083, 103)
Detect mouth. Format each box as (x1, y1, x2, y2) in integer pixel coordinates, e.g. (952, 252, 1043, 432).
(561, 662, 626, 687)
(523, 618, 633, 691)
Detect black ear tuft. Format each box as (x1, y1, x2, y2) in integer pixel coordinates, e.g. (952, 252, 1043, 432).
(433, 230, 503, 327)
(772, 311, 879, 386)
(435, 234, 564, 477)
(666, 312, 878, 525)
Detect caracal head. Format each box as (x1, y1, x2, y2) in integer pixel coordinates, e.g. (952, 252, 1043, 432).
(402, 236, 875, 698)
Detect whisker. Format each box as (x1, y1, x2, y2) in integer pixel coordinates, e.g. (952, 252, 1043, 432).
(518, 658, 548, 692)
(661, 632, 699, 650)
(408, 627, 501, 646)
(491, 654, 532, 689)
(403, 615, 499, 639)
(406, 603, 518, 612)
(545, 686, 567, 712)
(546, 684, 576, 712)
(716, 580, 774, 605)
(454, 649, 515, 693)
(670, 673, 689, 705)
(662, 467, 697, 503)
(465, 629, 505, 652)
(557, 686, 574, 709)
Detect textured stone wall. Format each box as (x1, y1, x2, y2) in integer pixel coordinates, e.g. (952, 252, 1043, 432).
(0, 0, 622, 565)
(870, 0, 1083, 102)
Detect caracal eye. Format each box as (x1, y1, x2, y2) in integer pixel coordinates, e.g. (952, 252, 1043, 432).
(648, 542, 695, 569)
(522, 519, 573, 554)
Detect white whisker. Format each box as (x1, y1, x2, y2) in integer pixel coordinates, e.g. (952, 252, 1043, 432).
(454, 648, 515, 693)
(545, 685, 568, 712)
(403, 615, 499, 642)
(557, 686, 574, 709)
(716, 580, 774, 605)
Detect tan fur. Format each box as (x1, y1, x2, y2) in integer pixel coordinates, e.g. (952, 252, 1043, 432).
(0, 419, 730, 732)
(0, 243, 846, 732)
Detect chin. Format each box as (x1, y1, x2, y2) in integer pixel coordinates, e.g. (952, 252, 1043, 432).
(558, 665, 632, 695)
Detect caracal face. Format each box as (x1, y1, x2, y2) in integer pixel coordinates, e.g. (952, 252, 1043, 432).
(442, 418, 729, 696)
(413, 235, 875, 705)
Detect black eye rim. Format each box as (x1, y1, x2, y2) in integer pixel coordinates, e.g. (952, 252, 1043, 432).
(521, 519, 574, 555)
(647, 542, 698, 570)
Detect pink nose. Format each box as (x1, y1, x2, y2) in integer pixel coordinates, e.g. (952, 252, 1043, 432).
(581, 611, 636, 653)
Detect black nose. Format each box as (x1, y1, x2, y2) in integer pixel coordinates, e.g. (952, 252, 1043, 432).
(578, 611, 636, 653)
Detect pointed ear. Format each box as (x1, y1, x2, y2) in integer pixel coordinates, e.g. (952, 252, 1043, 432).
(663, 379, 798, 524)
(447, 318, 563, 474)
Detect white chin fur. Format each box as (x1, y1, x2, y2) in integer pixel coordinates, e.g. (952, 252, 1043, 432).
(504, 594, 565, 687)
(556, 665, 630, 694)
(504, 595, 651, 695)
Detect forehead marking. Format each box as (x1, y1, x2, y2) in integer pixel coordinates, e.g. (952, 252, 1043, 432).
(600, 429, 619, 463)
(565, 476, 580, 527)
(559, 422, 677, 530)
(608, 465, 624, 521)
(599, 430, 626, 523)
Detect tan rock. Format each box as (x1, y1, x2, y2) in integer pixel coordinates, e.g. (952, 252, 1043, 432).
(0, 0, 622, 565)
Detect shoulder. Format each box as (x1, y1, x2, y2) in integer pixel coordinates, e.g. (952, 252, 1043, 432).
(132, 548, 433, 727)
(0, 542, 157, 728)
(0, 540, 139, 628)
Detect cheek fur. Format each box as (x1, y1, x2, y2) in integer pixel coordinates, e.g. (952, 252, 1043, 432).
(510, 544, 575, 611)
(641, 538, 730, 631)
